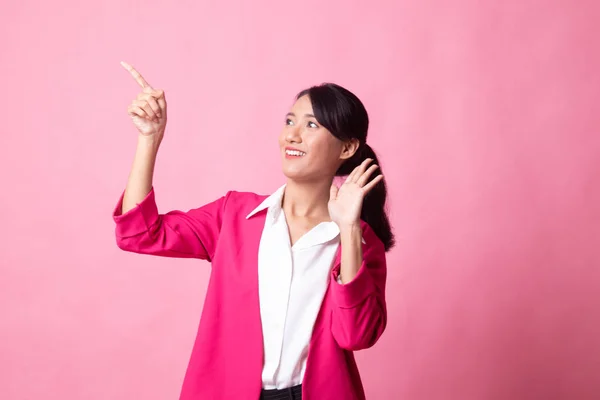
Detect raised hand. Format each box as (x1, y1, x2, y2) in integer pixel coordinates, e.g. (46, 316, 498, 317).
(121, 61, 167, 138)
(328, 158, 383, 228)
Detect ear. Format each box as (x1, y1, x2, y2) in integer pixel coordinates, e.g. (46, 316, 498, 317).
(339, 138, 360, 161)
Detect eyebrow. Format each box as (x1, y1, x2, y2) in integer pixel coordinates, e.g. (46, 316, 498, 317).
(286, 112, 316, 118)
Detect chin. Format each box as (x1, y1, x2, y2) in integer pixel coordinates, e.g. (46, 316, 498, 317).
(281, 166, 306, 180)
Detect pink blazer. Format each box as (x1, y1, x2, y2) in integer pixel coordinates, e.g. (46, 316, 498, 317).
(113, 188, 387, 400)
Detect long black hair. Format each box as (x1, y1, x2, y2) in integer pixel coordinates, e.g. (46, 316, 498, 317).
(296, 83, 395, 252)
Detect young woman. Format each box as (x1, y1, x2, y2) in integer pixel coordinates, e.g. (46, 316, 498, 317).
(113, 62, 395, 400)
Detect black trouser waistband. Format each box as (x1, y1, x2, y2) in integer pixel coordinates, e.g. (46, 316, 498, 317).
(259, 384, 302, 400)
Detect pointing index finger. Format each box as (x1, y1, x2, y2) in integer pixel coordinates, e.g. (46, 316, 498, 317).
(120, 61, 153, 89)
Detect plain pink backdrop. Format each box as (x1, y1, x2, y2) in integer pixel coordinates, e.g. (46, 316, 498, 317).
(1, 0, 599, 399)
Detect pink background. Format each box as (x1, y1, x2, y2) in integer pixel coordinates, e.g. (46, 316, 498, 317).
(1, 0, 599, 399)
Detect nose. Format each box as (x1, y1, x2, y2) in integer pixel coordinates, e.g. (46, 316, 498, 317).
(285, 125, 302, 143)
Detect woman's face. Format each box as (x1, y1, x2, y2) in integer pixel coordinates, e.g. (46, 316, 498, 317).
(279, 95, 354, 182)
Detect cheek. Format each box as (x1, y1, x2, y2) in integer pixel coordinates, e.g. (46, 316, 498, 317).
(308, 135, 341, 163)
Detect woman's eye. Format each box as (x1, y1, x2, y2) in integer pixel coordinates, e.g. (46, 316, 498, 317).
(286, 118, 294, 126)
(308, 121, 319, 128)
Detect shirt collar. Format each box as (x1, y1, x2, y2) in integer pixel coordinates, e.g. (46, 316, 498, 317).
(245, 183, 366, 244)
(246, 184, 286, 220)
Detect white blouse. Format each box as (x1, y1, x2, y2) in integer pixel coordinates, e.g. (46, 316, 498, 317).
(246, 185, 342, 389)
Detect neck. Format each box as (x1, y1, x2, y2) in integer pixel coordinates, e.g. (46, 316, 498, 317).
(282, 178, 333, 219)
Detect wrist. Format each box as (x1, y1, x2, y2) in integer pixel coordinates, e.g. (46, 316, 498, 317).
(339, 223, 362, 242)
(338, 223, 363, 284)
(338, 221, 361, 234)
(137, 133, 162, 152)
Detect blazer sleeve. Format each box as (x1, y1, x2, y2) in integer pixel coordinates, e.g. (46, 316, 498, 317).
(112, 187, 229, 261)
(330, 228, 387, 351)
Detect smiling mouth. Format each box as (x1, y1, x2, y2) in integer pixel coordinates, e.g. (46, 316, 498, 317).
(285, 149, 306, 157)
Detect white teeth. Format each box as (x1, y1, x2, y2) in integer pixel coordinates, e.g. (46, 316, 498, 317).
(286, 150, 306, 156)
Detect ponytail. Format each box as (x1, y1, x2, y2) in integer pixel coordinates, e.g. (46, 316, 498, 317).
(336, 143, 395, 252)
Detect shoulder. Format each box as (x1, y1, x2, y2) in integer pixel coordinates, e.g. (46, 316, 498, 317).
(221, 190, 269, 216)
